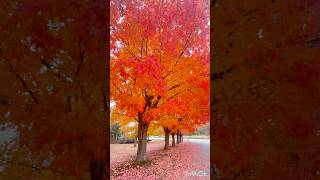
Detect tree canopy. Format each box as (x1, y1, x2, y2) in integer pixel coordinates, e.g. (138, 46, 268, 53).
(110, 0, 210, 160)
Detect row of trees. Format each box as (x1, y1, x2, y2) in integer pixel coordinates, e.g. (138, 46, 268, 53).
(110, 0, 210, 161)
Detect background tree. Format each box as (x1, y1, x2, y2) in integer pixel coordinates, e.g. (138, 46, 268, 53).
(110, 123, 122, 142)
(193, 123, 210, 136)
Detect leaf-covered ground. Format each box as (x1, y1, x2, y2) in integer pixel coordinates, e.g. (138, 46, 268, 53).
(110, 140, 210, 180)
(110, 140, 165, 168)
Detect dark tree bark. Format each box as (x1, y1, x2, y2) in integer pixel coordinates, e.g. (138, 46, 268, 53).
(171, 133, 175, 146)
(164, 132, 170, 150)
(89, 159, 105, 180)
(136, 94, 160, 161)
(177, 131, 180, 144)
(164, 127, 170, 150)
(177, 132, 182, 143)
(136, 114, 149, 161)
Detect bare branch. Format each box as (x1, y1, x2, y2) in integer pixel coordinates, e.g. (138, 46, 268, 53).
(40, 58, 62, 79)
(3, 58, 39, 104)
(112, 80, 123, 94)
(76, 48, 85, 76)
(168, 82, 184, 91)
(211, 66, 236, 80)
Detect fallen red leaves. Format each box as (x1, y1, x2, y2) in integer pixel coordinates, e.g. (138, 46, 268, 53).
(110, 141, 209, 180)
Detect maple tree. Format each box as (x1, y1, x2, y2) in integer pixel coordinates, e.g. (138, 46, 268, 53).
(157, 86, 210, 149)
(0, 0, 108, 179)
(212, 0, 320, 179)
(111, 0, 210, 161)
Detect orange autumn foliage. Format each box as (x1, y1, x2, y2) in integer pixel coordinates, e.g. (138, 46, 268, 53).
(111, 0, 210, 159)
(111, 0, 210, 129)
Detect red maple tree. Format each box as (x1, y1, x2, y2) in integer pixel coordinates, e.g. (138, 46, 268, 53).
(111, 0, 210, 161)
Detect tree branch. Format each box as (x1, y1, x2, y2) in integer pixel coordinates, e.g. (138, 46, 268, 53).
(76, 40, 85, 76)
(211, 66, 236, 80)
(40, 58, 62, 79)
(112, 80, 123, 94)
(168, 82, 184, 91)
(3, 58, 39, 104)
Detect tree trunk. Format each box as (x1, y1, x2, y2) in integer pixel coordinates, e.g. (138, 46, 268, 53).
(171, 133, 175, 146)
(136, 119, 149, 161)
(164, 129, 170, 150)
(181, 134, 183, 142)
(176, 132, 180, 144)
(89, 159, 105, 180)
(134, 127, 138, 147)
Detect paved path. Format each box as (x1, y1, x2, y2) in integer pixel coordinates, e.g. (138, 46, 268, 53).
(186, 139, 210, 156)
(185, 139, 210, 179)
